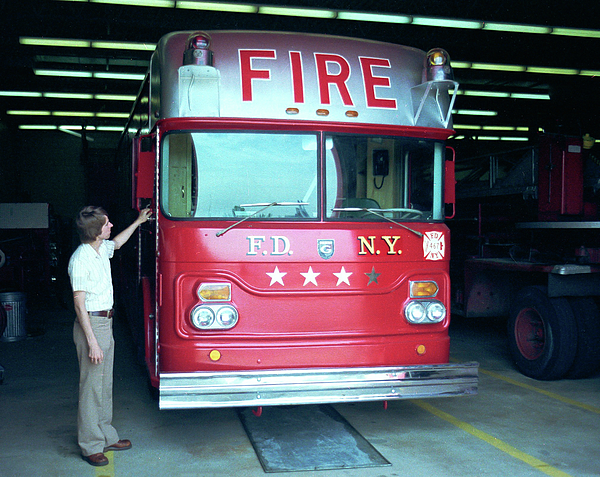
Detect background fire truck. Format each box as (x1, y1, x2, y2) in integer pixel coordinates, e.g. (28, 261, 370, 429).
(120, 30, 478, 409)
(450, 133, 600, 380)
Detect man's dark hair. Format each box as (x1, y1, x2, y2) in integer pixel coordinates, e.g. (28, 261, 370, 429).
(75, 206, 108, 243)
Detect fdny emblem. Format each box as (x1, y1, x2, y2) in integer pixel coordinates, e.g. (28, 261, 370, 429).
(423, 231, 445, 261)
(318, 239, 335, 259)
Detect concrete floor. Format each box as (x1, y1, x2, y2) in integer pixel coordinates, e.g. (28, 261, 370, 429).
(1, 301, 599, 477)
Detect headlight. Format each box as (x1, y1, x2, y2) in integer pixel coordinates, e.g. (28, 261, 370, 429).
(191, 306, 215, 328)
(191, 304, 239, 330)
(216, 305, 238, 328)
(405, 301, 427, 323)
(404, 300, 446, 324)
(426, 301, 446, 322)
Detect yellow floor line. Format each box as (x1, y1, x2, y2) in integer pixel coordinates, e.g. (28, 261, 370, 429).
(412, 400, 573, 477)
(479, 368, 600, 415)
(95, 451, 115, 477)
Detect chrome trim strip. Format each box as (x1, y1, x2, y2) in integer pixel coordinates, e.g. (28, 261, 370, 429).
(159, 362, 478, 409)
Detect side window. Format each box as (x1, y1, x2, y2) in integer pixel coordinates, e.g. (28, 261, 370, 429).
(162, 133, 195, 217)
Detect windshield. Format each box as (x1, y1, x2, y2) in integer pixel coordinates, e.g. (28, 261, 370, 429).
(161, 131, 444, 221)
(326, 135, 444, 221)
(161, 131, 321, 219)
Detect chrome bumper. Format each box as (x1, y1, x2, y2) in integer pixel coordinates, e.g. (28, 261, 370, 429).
(159, 362, 478, 409)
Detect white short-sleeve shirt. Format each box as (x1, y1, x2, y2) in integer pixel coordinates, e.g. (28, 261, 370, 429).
(68, 240, 116, 312)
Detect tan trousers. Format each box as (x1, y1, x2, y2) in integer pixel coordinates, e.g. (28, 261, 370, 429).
(73, 316, 120, 456)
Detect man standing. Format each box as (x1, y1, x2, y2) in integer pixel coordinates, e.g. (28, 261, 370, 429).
(68, 206, 152, 466)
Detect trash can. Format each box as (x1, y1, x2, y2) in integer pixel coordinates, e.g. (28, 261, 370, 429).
(0, 292, 27, 342)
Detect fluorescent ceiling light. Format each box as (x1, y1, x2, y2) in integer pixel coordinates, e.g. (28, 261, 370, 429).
(24, 37, 155, 52)
(337, 11, 411, 23)
(552, 27, 600, 38)
(20, 37, 90, 48)
(93, 72, 145, 80)
(0, 91, 136, 101)
(258, 6, 336, 19)
(35, 69, 93, 78)
(454, 109, 498, 116)
(471, 63, 526, 72)
(19, 125, 58, 130)
(453, 125, 482, 130)
(510, 93, 551, 100)
(8, 109, 132, 118)
(463, 91, 510, 98)
(526, 66, 579, 75)
(95, 94, 137, 101)
(91, 40, 156, 51)
(97, 126, 127, 131)
(412, 16, 482, 29)
(0, 91, 43, 98)
(35, 69, 144, 80)
(53, 111, 95, 117)
(459, 90, 550, 100)
(451, 62, 472, 69)
(96, 112, 129, 118)
(176, 1, 256, 12)
(44, 92, 94, 99)
(483, 126, 516, 131)
(500, 137, 529, 141)
(49, 1, 600, 41)
(8, 110, 51, 116)
(482, 23, 551, 34)
(456, 61, 598, 78)
(58, 127, 96, 140)
(91, 0, 175, 7)
(19, 124, 126, 133)
(60, 125, 96, 130)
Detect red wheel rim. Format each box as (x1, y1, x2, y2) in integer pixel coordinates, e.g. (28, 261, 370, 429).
(514, 307, 545, 360)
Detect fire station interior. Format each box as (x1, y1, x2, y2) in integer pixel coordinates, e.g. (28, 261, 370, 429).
(1, 1, 600, 476)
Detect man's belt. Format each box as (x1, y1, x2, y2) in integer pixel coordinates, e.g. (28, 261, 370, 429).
(89, 309, 114, 318)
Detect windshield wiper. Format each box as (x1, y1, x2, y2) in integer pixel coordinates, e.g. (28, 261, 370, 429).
(332, 208, 423, 238)
(216, 202, 309, 237)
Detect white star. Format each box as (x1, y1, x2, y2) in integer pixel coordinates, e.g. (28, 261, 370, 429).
(300, 266, 320, 286)
(333, 266, 352, 286)
(266, 266, 287, 286)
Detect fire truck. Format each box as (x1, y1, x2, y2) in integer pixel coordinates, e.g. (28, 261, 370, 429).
(122, 30, 478, 409)
(451, 133, 600, 380)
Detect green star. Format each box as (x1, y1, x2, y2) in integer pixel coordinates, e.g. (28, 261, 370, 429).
(365, 266, 380, 285)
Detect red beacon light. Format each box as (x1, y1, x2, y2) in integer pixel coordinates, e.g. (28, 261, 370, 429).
(183, 32, 214, 66)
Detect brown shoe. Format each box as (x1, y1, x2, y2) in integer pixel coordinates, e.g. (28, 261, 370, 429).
(82, 453, 109, 466)
(104, 439, 132, 452)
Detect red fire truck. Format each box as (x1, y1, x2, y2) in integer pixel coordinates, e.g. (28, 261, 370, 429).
(451, 134, 600, 380)
(124, 30, 478, 409)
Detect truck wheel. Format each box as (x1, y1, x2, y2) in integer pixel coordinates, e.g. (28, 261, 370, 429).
(566, 297, 600, 378)
(508, 286, 577, 380)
